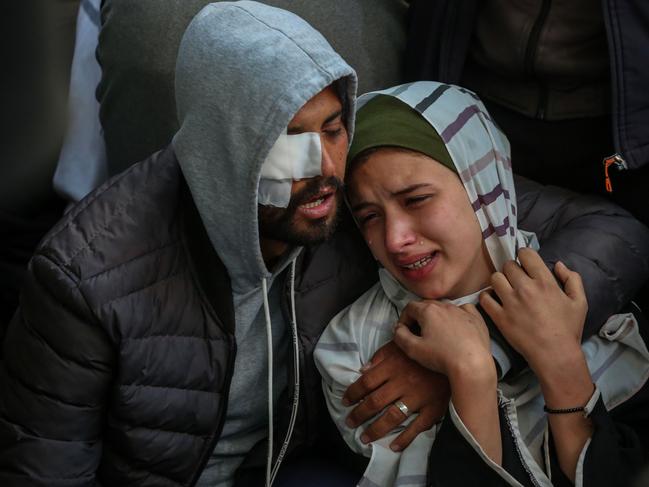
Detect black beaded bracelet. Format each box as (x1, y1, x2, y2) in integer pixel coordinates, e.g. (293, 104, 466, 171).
(543, 405, 585, 414)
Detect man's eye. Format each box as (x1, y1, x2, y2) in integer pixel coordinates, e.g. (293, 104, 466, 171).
(324, 127, 344, 137)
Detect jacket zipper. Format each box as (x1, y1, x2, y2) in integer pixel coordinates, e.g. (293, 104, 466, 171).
(501, 401, 542, 487)
(524, 0, 552, 119)
(188, 335, 237, 486)
(602, 0, 625, 167)
(280, 269, 307, 450)
(439, 1, 458, 80)
(188, 267, 301, 485)
(603, 153, 628, 193)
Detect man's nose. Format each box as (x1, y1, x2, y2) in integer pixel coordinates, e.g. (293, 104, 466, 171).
(320, 141, 339, 179)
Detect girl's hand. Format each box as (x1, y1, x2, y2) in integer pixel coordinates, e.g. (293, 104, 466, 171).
(393, 300, 494, 379)
(481, 248, 594, 481)
(479, 247, 588, 373)
(394, 300, 502, 465)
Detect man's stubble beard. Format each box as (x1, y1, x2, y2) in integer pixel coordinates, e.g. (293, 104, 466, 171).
(258, 176, 343, 246)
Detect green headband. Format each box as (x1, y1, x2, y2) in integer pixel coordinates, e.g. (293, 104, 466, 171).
(347, 95, 455, 173)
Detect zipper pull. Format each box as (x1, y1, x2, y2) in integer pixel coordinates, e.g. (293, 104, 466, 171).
(602, 153, 628, 193)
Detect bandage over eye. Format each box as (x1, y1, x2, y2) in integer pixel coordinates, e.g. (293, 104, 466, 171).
(258, 132, 322, 207)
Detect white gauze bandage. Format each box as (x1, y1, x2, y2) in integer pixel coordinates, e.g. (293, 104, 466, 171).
(258, 132, 322, 207)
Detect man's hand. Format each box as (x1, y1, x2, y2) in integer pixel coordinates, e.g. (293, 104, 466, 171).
(479, 247, 588, 372)
(342, 341, 449, 451)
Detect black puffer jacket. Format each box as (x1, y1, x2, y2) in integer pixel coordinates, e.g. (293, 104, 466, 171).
(0, 146, 377, 486)
(1, 146, 648, 486)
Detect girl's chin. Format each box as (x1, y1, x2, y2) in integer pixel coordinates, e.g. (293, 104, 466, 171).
(408, 282, 448, 300)
(416, 289, 447, 300)
(410, 278, 472, 301)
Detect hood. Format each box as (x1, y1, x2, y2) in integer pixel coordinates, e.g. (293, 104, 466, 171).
(172, 1, 357, 293)
(356, 81, 535, 273)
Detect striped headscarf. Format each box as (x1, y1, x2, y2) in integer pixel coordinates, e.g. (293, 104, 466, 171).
(354, 81, 536, 274)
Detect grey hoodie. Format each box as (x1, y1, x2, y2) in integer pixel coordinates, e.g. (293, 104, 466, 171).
(171, 2, 357, 484)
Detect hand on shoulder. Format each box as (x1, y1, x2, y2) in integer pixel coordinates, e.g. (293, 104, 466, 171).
(479, 247, 588, 374)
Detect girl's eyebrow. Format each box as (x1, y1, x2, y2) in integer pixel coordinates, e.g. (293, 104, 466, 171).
(350, 183, 433, 212)
(391, 183, 433, 197)
(350, 201, 372, 212)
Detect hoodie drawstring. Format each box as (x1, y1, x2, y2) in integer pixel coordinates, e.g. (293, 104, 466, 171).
(261, 277, 274, 487)
(263, 259, 301, 487)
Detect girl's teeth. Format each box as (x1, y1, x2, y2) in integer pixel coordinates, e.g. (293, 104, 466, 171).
(303, 198, 324, 209)
(403, 255, 432, 269)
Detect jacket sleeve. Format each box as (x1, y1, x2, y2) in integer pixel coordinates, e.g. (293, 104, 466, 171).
(548, 308, 649, 487)
(547, 388, 649, 487)
(515, 174, 649, 340)
(427, 401, 534, 487)
(0, 253, 115, 486)
(428, 378, 649, 487)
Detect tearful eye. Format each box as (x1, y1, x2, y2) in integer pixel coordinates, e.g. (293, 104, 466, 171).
(357, 213, 377, 227)
(405, 195, 431, 206)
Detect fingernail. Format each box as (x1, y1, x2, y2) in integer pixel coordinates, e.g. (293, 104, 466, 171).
(390, 443, 402, 452)
(345, 417, 354, 428)
(342, 397, 350, 407)
(360, 434, 369, 444)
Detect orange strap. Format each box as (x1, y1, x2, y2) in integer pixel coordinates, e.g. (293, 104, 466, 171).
(603, 156, 616, 193)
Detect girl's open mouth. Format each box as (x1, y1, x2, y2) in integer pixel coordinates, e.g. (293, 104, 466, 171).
(398, 251, 440, 280)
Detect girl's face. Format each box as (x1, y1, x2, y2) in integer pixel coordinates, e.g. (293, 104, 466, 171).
(347, 148, 494, 300)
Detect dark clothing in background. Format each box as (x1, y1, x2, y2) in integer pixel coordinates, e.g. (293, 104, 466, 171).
(405, 0, 649, 229)
(0, 0, 80, 328)
(463, 0, 611, 121)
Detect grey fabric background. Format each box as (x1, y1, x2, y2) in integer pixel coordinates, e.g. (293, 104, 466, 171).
(97, 0, 408, 176)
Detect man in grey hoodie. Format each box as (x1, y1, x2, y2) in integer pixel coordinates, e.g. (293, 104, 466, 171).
(173, 5, 361, 482)
(1, 2, 648, 487)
